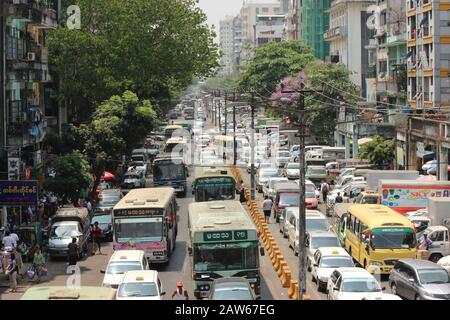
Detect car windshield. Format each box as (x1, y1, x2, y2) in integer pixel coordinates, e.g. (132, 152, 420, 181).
(261, 171, 279, 178)
(212, 287, 253, 300)
(279, 193, 300, 206)
(259, 163, 272, 169)
(107, 262, 142, 275)
(361, 196, 378, 204)
(311, 236, 340, 249)
(308, 168, 327, 175)
(370, 228, 416, 249)
(417, 269, 450, 284)
(98, 197, 120, 206)
(287, 163, 300, 169)
(50, 224, 79, 238)
(270, 179, 287, 189)
(320, 256, 354, 268)
(118, 282, 158, 297)
(305, 184, 316, 192)
(305, 191, 316, 198)
(92, 214, 111, 224)
(341, 278, 381, 293)
(278, 152, 290, 158)
(306, 219, 329, 232)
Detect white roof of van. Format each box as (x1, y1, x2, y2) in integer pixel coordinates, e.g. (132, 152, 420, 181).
(110, 250, 145, 262)
(120, 270, 158, 284)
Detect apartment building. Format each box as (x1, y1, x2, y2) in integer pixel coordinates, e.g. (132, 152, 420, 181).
(0, 0, 58, 180)
(219, 16, 235, 75)
(255, 15, 287, 47)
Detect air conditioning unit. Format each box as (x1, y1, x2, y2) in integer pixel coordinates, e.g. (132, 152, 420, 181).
(27, 52, 35, 61)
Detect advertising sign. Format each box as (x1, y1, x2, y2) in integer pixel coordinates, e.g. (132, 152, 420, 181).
(380, 185, 450, 210)
(0, 181, 38, 205)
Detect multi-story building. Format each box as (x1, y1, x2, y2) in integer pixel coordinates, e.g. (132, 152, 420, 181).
(282, 0, 298, 40)
(219, 16, 235, 75)
(395, 0, 450, 178)
(324, 0, 376, 95)
(232, 16, 244, 75)
(255, 15, 287, 47)
(300, 0, 331, 60)
(1, 0, 58, 180)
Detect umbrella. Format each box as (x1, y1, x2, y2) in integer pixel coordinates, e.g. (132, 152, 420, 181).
(417, 175, 436, 181)
(101, 171, 116, 180)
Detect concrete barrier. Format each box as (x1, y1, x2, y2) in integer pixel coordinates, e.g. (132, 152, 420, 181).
(270, 249, 281, 265)
(277, 261, 287, 278)
(292, 283, 299, 300)
(280, 266, 291, 288)
(288, 280, 298, 299)
(274, 253, 283, 271)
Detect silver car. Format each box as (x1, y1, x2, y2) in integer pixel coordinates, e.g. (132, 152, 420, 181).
(389, 259, 450, 300)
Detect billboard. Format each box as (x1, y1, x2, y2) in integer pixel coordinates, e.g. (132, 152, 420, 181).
(0, 181, 39, 206)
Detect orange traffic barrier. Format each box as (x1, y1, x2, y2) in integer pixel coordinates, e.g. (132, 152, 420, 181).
(292, 283, 299, 300)
(280, 266, 291, 288)
(274, 253, 283, 271)
(270, 248, 280, 265)
(277, 261, 287, 278)
(302, 295, 311, 300)
(288, 280, 298, 299)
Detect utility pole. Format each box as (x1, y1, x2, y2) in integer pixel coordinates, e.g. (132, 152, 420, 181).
(224, 92, 228, 135)
(233, 104, 237, 165)
(297, 82, 307, 301)
(218, 101, 222, 133)
(250, 94, 256, 200)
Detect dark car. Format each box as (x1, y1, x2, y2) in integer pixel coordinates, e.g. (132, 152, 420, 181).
(90, 213, 113, 242)
(208, 277, 260, 300)
(389, 259, 450, 300)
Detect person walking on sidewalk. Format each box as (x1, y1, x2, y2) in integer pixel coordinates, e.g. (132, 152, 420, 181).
(320, 181, 330, 204)
(6, 253, 19, 293)
(262, 196, 273, 223)
(171, 281, 189, 300)
(33, 246, 46, 283)
(91, 222, 102, 255)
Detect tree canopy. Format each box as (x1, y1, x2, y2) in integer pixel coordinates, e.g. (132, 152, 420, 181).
(48, 0, 220, 122)
(236, 41, 315, 98)
(44, 151, 93, 204)
(359, 135, 395, 168)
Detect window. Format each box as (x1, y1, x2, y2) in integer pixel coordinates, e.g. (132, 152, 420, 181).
(354, 219, 361, 237)
(262, 7, 269, 13)
(429, 231, 444, 242)
(348, 215, 355, 232)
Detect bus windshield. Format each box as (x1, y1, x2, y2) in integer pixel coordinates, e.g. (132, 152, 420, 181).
(193, 241, 258, 272)
(114, 217, 163, 243)
(165, 143, 185, 153)
(154, 162, 186, 181)
(195, 177, 235, 202)
(370, 228, 416, 249)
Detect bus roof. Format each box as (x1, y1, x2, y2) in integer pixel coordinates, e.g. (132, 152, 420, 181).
(164, 125, 183, 130)
(348, 205, 414, 229)
(188, 201, 255, 233)
(166, 137, 187, 144)
(194, 166, 234, 180)
(20, 286, 116, 300)
(113, 187, 174, 210)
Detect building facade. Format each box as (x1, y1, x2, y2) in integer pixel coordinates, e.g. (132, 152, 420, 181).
(219, 16, 235, 75)
(1, 0, 59, 180)
(300, 0, 331, 60)
(255, 15, 287, 47)
(324, 0, 376, 95)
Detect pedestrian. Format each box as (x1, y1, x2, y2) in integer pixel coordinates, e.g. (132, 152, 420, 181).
(33, 246, 46, 283)
(171, 281, 189, 300)
(17, 241, 28, 261)
(6, 253, 19, 293)
(50, 193, 58, 215)
(10, 229, 19, 245)
(419, 233, 433, 250)
(262, 196, 273, 223)
(86, 199, 93, 216)
(91, 222, 102, 255)
(335, 192, 343, 203)
(67, 238, 79, 266)
(239, 180, 246, 203)
(320, 181, 330, 204)
(2, 231, 15, 251)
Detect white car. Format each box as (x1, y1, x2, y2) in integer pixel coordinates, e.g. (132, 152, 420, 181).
(263, 177, 288, 199)
(437, 255, 450, 275)
(311, 247, 355, 292)
(256, 168, 280, 193)
(306, 231, 341, 271)
(284, 162, 300, 179)
(101, 250, 149, 289)
(116, 270, 165, 300)
(327, 268, 385, 300)
(275, 150, 291, 168)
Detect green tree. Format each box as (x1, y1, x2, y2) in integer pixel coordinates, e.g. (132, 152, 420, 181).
(48, 0, 219, 123)
(359, 135, 395, 168)
(45, 151, 93, 205)
(236, 41, 315, 98)
(76, 91, 157, 196)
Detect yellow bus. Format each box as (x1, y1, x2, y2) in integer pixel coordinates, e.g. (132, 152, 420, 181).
(344, 204, 417, 274)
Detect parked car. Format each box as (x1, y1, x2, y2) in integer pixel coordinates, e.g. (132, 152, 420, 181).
(437, 255, 450, 275)
(389, 259, 450, 300)
(284, 162, 300, 180)
(256, 168, 280, 193)
(327, 268, 385, 300)
(263, 177, 288, 200)
(208, 277, 260, 300)
(305, 165, 328, 187)
(116, 270, 165, 300)
(306, 231, 341, 270)
(275, 150, 290, 168)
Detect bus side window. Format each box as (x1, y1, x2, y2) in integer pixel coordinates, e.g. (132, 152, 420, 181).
(355, 219, 361, 238)
(348, 215, 355, 233)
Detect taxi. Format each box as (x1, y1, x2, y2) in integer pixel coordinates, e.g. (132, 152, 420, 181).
(116, 270, 165, 300)
(311, 247, 354, 292)
(101, 250, 149, 289)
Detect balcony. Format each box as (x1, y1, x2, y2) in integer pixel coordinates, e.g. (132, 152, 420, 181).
(377, 77, 399, 93)
(387, 32, 406, 46)
(323, 26, 346, 41)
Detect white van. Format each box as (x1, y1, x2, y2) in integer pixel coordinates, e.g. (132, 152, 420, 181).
(101, 250, 149, 289)
(116, 270, 165, 300)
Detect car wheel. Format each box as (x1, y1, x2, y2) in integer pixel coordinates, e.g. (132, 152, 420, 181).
(391, 283, 398, 296)
(429, 253, 442, 263)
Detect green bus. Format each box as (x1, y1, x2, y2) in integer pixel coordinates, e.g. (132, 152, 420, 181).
(193, 166, 236, 202)
(187, 200, 261, 299)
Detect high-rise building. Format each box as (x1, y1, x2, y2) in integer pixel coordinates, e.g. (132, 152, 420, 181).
(255, 15, 287, 47)
(1, 0, 59, 180)
(219, 16, 235, 75)
(300, 0, 331, 60)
